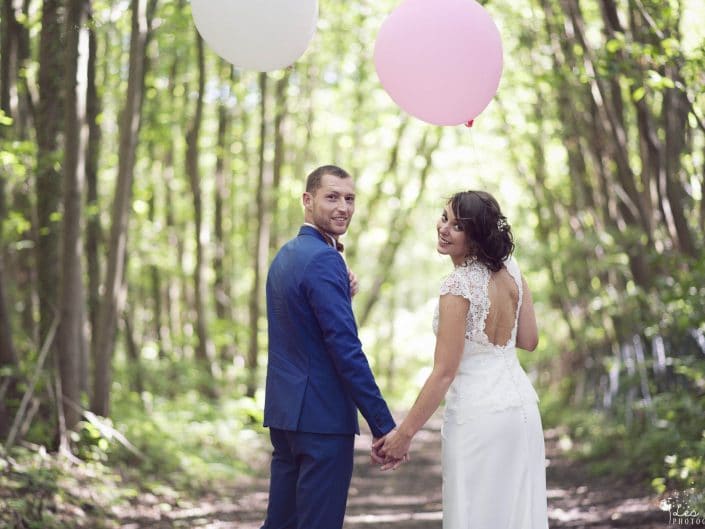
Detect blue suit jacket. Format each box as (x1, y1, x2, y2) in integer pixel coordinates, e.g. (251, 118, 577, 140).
(264, 225, 396, 438)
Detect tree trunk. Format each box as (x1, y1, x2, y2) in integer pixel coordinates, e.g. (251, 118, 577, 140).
(123, 308, 143, 396)
(163, 166, 180, 360)
(213, 62, 235, 360)
(662, 77, 697, 258)
(147, 185, 165, 359)
(292, 62, 316, 197)
(85, 5, 102, 388)
(35, 0, 63, 372)
(246, 72, 271, 398)
(56, 0, 89, 433)
(0, 175, 18, 439)
(161, 51, 183, 360)
(269, 71, 289, 253)
(185, 31, 214, 376)
(1, 0, 18, 118)
(92, 0, 153, 417)
(1, 0, 32, 137)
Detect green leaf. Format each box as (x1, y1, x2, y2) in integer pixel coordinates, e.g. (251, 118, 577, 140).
(606, 38, 623, 53)
(632, 86, 646, 102)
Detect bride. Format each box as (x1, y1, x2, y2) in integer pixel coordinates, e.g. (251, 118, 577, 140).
(374, 190, 549, 529)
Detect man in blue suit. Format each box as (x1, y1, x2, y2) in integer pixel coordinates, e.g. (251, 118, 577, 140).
(261, 165, 398, 529)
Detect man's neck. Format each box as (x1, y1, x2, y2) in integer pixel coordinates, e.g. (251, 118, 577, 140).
(303, 223, 345, 253)
(303, 222, 337, 243)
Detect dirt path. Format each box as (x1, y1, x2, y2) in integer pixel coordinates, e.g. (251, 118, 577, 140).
(118, 419, 670, 529)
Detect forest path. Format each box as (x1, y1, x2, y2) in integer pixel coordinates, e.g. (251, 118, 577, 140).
(117, 418, 669, 529)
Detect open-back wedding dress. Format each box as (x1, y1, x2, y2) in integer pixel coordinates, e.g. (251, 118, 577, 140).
(433, 257, 549, 529)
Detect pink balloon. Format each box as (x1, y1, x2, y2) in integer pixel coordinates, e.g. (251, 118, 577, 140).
(374, 0, 503, 126)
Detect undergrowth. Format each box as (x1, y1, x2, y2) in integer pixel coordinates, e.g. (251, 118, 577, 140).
(0, 391, 268, 529)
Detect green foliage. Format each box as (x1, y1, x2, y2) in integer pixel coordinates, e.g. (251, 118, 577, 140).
(108, 385, 267, 493)
(542, 384, 705, 503)
(0, 113, 13, 128)
(72, 421, 114, 463)
(0, 445, 119, 529)
(0, 449, 59, 528)
(0, 387, 269, 528)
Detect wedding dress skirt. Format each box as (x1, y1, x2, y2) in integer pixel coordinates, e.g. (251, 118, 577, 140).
(440, 347, 548, 529)
(434, 258, 549, 529)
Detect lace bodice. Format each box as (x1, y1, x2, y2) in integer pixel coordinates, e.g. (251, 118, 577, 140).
(433, 257, 539, 423)
(433, 257, 523, 347)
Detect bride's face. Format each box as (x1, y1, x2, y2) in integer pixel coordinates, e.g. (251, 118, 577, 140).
(437, 205, 470, 265)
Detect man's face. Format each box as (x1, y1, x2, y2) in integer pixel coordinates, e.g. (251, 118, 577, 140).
(303, 173, 356, 237)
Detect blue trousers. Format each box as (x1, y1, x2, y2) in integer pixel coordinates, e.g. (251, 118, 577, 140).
(261, 428, 355, 529)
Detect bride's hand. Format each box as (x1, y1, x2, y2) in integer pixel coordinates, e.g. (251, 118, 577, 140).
(373, 428, 412, 469)
(348, 268, 359, 297)
(381, 452, 409, 471)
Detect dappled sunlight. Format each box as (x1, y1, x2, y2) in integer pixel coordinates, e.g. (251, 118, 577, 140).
(346, 510, 442, 524)
(103, 416, 672, 528)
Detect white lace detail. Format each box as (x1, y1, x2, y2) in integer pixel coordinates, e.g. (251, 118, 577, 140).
(433, 257, 539, 423)
(438, 260, 489, 344)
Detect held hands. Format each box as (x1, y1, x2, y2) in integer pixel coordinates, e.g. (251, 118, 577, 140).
(371, 428, 412, 471)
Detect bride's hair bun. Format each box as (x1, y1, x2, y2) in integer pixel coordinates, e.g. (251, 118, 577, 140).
(449, 190, 514, 272)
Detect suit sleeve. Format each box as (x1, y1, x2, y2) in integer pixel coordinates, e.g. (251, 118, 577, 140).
(303, 251, 396, 438)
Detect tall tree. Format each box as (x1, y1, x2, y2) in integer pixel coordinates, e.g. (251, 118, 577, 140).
(85, 4, 103, 386)
(34, 0, 64, 364)
(213, 62, 235, 360)
(0, 171, 18, 439)
(1, 0, 30, 126)
(246, 73, 272, 398)
(185, 31, 215, 374)
(269, 71, 290, 253)
(92, 0, 155, 417)
(1, 0, 17, 117)
(56, 0, 89, 434)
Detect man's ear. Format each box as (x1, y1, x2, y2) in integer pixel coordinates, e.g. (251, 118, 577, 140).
(302, 192, 312, 210)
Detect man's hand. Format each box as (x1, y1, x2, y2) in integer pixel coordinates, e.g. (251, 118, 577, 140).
(348, 268, 359, 297)
(371, 433, 408, 469)
(373, 428, 412, 471)
(370, 436, 386, 465)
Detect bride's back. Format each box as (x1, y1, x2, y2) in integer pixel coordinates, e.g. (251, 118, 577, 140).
(483, 267, 520, 347)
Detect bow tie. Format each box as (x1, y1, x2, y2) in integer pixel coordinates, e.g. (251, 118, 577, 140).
(330, 239, 344, 253)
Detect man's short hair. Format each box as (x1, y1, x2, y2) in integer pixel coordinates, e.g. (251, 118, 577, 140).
(305, 165, 351, 193)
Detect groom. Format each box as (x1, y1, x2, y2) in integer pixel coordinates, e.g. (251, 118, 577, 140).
(261, 165, 397, 529)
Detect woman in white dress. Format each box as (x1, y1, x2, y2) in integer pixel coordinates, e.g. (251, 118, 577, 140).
(374, 190, 549, 529)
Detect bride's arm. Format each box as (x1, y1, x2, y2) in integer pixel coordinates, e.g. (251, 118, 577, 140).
(374, 293, 468, 465)
(516, 275, 538, 351)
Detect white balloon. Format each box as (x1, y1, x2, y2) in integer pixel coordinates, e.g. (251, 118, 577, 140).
(191, 0, 318, 72)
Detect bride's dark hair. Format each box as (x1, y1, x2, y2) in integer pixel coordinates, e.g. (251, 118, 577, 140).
(449, 190, 514, 272)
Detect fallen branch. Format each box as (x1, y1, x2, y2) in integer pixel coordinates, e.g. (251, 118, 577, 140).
(5, 314, 59, 451)
(61, 396, 145, 460)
